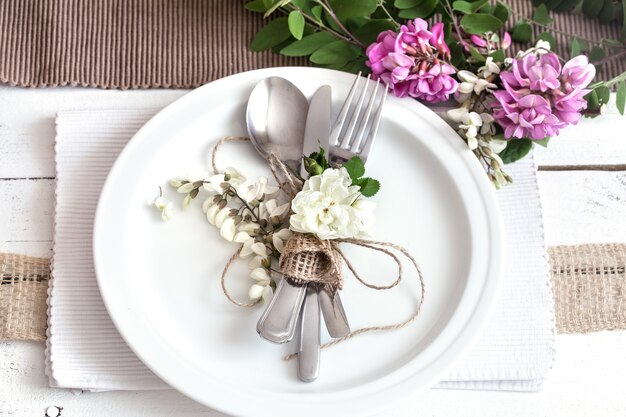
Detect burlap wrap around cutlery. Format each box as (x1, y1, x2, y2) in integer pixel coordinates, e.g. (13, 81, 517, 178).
(0, 0, 625, 361)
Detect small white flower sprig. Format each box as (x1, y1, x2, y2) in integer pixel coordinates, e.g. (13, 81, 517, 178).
(168, 168, 293, 303)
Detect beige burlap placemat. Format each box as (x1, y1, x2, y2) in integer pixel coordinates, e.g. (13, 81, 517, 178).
(0, 0, 623, 89)
(0, 253, 50, 342)
(1, 244, 625, 341)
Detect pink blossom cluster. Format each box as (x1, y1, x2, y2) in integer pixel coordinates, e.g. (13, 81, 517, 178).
(365, 19, 458, 103)
(492, 53, 595, 140)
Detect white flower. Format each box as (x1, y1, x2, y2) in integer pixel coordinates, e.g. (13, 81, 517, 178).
(247, 242, 271, 268)
(238, 222, 260, 235)
(477, 57, 500, 78)
(260, 199, 290, 220)
(177, 182, 195, 193)
(220, 218, 237, 241)
(203, 167, 246, 194)
(489, 139, 507, 154)
(248, 268, 274, 302)
(535, 40, 551, 53)
(153, 196, 173, 221)
(446, 107, 470, 123)
(458, 112, 483, 150)
(457, 70, 478, 83)
(214, 207, 232, 228)
(479, 113, 496, 135)
(206, 204, 220, 225)
(236, 176, 279, 203)
(289, 168, 375, 239)
(473, 79, 497, 94)
(272, 228, 293, 253)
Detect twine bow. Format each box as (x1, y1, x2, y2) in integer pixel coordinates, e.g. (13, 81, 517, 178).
(213, 136, 426, 355)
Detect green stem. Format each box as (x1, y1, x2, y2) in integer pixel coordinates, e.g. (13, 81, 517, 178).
(282, 4, 358, 46)
(589, 70, 626, 89)
(378, 0, 401, 28)
(316, 0, 367, 49)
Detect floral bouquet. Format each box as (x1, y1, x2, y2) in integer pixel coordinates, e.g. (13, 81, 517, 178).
(246, 0, 626, 187)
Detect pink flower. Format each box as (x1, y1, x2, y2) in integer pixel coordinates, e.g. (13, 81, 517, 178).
(501, 32, 511, 49)
(365, 19, 457, 103)
(492, 53, 595, 140)
(470, 34, 487, 48)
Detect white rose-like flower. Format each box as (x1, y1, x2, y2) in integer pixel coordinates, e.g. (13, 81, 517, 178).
(289, 168, 375, 240)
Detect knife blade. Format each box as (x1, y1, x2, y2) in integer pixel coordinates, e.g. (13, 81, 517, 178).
(300, 85, 332, 178)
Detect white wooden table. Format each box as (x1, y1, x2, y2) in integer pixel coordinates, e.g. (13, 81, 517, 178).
(1, 86, 625, 417)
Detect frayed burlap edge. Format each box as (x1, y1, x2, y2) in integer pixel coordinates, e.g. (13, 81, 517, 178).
(1, 243, 625, 341)
(0, 253, 50, 341)
(549, 243, 626, 333)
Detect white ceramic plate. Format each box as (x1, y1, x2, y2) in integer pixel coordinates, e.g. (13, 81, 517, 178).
(94, 67, 503, 417)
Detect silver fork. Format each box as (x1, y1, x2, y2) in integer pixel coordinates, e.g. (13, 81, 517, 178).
(297, 73, 389, 381)
(319, 72, 388, 339)
(329, 73, 388, 165)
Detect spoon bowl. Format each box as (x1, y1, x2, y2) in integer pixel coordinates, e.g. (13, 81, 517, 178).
(246, 77, 308, 171)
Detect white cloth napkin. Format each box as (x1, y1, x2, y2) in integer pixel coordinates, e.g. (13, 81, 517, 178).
(47, 109, 555, 392)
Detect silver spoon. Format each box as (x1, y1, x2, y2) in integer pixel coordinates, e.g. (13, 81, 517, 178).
(246, 77, 308, 172)
(247, 77, 310, 345)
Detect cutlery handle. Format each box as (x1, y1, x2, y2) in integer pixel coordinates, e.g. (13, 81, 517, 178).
(256, 278, 307, 344)
(319, 290, 350, 338)
(298, 286, 320, 382)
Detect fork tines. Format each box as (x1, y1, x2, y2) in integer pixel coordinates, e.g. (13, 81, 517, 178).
(329, 72, 388, 163)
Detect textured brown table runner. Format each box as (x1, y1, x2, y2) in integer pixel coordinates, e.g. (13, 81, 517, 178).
(2, 244, 625, 341)
(0, 0, 623, 89)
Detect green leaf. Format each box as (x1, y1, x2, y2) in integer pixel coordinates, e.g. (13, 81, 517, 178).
(353, 20, 396, 45)
(327, 0, 377, 18)
(397, 0, 438, 18)
(452, 1, 474, 14)
(311, 5, 323, 22)
(554, 0, 580, 12)
(280, 31, 336, 56)
(245, 0, 273, 12)
(460, 13, 503, 34)
(493, 2, 510, 23)
(598, 0, 617, 23)
(490, 49, 505, 62)
(340, 57, 368, 74)
(343, 156, 366, 182)
(534, 137, 551, 147)
(309, 40, 362, 66)
(499, 139, 533, 164)
(250, 18, 291, 52)
(595, 85, 611, 104)
(470, 47, 487, 62)
(570, 37, 581, 56)
(511, 21, 533, 43)
(287, 11, 305, 40)
(582, 0, 604, 18)
(537, 32, 556, 49)
(617, 81, 626, 115)
(394, 0, 421, 8)
(585, 89, 600, 109)
(602, 38, 624, 47)
(263, 0, 292, 17)
(357, 177, 381, 197)
(533, 4, 553, 24)
(589, 46, 606, 64)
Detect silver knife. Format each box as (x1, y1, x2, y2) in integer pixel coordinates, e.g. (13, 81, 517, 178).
(300, 85, 332, 177)
(301, 85, 351, 338)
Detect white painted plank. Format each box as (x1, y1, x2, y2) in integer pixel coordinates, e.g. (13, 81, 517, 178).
(2, 332, 626, 417)
(0, 87, 187, 179)
(1, 87, 625, 180)
(534, 99, 626, 168)
(538, 170, 626, 246)
(0, 179, 54, 256)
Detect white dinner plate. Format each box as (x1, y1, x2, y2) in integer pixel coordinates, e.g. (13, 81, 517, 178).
(94, 67, 504, 417)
